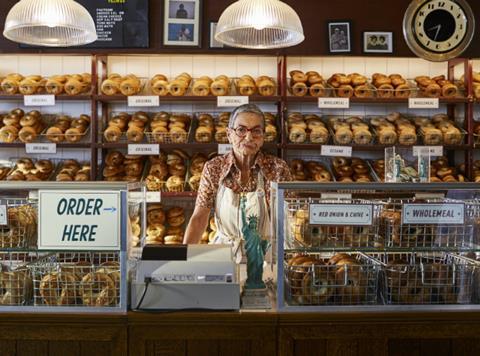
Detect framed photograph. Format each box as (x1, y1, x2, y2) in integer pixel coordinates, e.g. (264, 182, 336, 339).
(328, 21, 351, 53)
(163, 0, 201, 46)
(363, 31, 393, 53)
(209, 22, 224, 48)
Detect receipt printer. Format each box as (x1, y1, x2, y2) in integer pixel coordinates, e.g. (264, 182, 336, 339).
(131, 244, 240, 310)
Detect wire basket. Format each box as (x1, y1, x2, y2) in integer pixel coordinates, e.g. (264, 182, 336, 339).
(30, 252, 121, 308)
(287, 79, 333, 97)
(0, 198, 37, 248)
(0, 265, 33, 305)
(41, 114, 91, 144)
(284, 252, 382, 306)
(285, 198, 385, 248)
(381, 199, 479, 248)
(374, 252, 477, 304)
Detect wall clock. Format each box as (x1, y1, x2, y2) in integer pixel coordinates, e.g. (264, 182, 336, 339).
(403, 0, 475, 61)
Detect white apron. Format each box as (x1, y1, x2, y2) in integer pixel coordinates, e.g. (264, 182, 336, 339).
(213, 172, 272, 264)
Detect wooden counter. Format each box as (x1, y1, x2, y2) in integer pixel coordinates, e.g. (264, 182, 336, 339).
(1, 311, 480, 355)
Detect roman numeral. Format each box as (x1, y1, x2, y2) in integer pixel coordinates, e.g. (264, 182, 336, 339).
(436, 44, 440, 49)
(419, 33, 424, 37)
(428, 4, 435, 9)
(448, 42, 451, 47)
(438, 2, 445, 7)
(427, 40, 431, 46)
(419, 11, 425, 16)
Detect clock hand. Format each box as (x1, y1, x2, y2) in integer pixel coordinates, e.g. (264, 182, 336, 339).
(427, 24, 442, 41)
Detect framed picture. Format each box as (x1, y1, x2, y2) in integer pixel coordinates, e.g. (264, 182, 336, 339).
(328, 21, 351, 53)
(363, 31, 393, 53)
(163, 0, 201, 46)
(209, 22, 224, 48)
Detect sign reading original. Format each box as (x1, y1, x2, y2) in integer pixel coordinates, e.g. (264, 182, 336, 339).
(402, 203, 464, 225)
(38, 191, 121, 250)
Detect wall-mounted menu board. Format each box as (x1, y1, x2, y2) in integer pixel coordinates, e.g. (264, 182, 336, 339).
(19, 0, 149, 48)
(81, 0, 149, 48)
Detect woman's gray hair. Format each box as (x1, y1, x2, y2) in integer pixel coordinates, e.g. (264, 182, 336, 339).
(228, 104, 264, 129)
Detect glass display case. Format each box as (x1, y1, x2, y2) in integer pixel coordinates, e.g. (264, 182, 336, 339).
(0, 181, 137, 313)
(272, 182, 480, 311)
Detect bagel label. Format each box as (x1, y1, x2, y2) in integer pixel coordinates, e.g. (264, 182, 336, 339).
(408, 98, 439, 109)
(38, 191, 121, 250)
(128, 96, 160, 107)
(24, 95, 55, 106)
(413, 146, 443, 157)
(218, 144, 233, 154)
(321, 145, 352, 157)
(26, 143, 56, 154)
(0, 205, 7, 226)
(318, 98, 349, 108)
(217, 96, 249, 107)
(309, 204, 373, 225)
(129, 191, 161, 203)
(402, 203, 464, 225)
(128, 144, 160, 155)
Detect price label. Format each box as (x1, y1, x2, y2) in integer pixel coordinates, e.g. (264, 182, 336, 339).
(217, 96, 249, 107)
(24, 95, 55, 106)
(415, 193, 446, 200)
(26, 143, 56, 154)
(402, 203, 464, 225)
(218, 144, 233, 154)
(408, 98, 439, 109)
(128, 96, 160, 107)
(128, 144, 159, 155)
(0, 205, 7, 225)
(309, 204, 373, 225)
(318, 97, 349, 109)
(321, 193, 352, 200)
(129, 191, 161, 203)
(413, 146, 443, 157)
(321, 145, 352, 157)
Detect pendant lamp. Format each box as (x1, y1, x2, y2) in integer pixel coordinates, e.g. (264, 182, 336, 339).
(3, 0, 97, 47)
(215, 0, 304, 49)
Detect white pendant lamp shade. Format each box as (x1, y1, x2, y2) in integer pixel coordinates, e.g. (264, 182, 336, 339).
(215, 0, 304, 49)
(3, 0, 97, 47)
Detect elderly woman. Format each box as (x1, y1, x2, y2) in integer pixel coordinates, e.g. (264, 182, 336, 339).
(183, 104, 291, 257)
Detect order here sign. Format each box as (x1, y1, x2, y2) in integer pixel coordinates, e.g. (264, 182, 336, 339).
(38, 191, 121, 250)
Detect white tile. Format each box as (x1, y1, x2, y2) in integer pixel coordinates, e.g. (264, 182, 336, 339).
(18, 56, 41, 76)
(193, 56, 215, 77)
(365, 58, 387, 75)
(211, 56, 238, 77)
(386, 58, 409, 77)
(149, 56, 171, 77)
(322, 57, 344, 77)
(126, 57, 149, 78)
(170, 56, 194, 77)
(234, 56, 257, 77)
(428, 61, 447, 77)
(407, 58, 430, 78)
(41, 56, 63, 76)
(300, 57, 323, 73)
(108, 56, 127, 76)
(344, 57, 366, 75)
(258, 57, 277, 77)
(63, 56, 90, 74)
(0, 55, 19, 75)
(286, 57, 301, 73)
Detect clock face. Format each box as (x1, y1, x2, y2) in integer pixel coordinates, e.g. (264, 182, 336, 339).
(413, 0, 467, 53)
(403, 0, 475, 61)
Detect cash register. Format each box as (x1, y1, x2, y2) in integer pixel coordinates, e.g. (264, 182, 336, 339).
(131, 244, 240, 310)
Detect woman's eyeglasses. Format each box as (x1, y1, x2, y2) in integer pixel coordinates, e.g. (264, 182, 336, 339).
(232, 125, 264, 138)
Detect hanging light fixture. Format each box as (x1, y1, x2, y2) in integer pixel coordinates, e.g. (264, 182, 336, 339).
(215, 0, 304, 49)
(3, 0, 97, 47)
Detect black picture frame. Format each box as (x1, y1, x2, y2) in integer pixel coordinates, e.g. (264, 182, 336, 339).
(327, 21, 352, 53)
(162, 0, 202, 47)
(363, 31, 393, 54)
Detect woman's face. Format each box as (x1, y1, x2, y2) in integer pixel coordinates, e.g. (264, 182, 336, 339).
(227, 112, 264, 157)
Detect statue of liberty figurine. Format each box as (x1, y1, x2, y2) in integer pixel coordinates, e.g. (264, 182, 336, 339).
(240, 195, 270, 290)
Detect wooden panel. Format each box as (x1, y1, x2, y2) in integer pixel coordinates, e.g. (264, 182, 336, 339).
(0, 340, 16, 356)
(388, 340, 420, 356)
(0, 0, 479, 56)
(80, 341, 112, 356)
(326, 339, 359, 356)
(294, 339, 327, 356)
(217, 339, 251, 356)
(146, 340, 186, 356)
(16, 340, 48, 356)
(357, 338, 387, 356)
(419, 339, 451, 356)
(187, 340, 217, 356)
(451, 338, 480, 356)
(49, 341, 81, 356)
